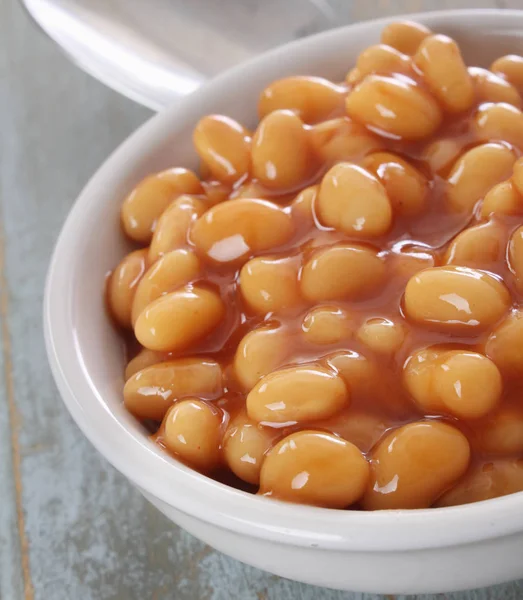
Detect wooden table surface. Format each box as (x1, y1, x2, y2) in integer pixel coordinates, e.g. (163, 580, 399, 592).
(2, 0, 523, 598)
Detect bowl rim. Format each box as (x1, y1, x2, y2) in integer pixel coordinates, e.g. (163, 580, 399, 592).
(45, 7, 523, 552)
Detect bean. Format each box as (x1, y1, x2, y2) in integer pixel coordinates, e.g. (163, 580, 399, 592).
(362, 421, 470, 509)
(436, 459, 523, 507)
(107, 249, 148, 329)
(508, 225, 523, 292)
(259, 430, 369, 508)
(291, 185, 318, 229)
(125, 348, 168, 380)
(233, 325, 290, 391)
(121, 168, 202, 243)
(193, 115, 251, 183)
(123, 358, 223, 420)
(346, 75, 442, 141)
(390, 246, 436, 281)
(422, 137, 464, 175)
(246, 365, 349, 424)
(481, 180, 523, 217)
(486, 310, 523, 375)
(302, 305, 353, 345)
(309, 117, 384, 165)
(240, 256, 301, 315)
(474, 103, 523, 149)
(258, 76, 345, 124)
(202, 180, 232, 205)
(163, 399, 224, 471)
(512, 156, 523, 195)
(357, 317, 405, 354)
(310, 410, 389, 453)
(317, 163, 392, 236)
(404, 348, 502, 419)
(414, 34, 474, 113)
(469, 67, 521, 108)
(491, 55, 523, 94)
(131, 249, 200, 324)
(404, 266, 510, 332)
(380, 20, 431, 55)
(445, 221, 506, 269)
(472, 405, 523, 455)
(134, 285, 225, 352)
(223, 408, 280, 484)
(301, 244, 385, 302)
(362, 152, 428, 216)
(149, 195, 205, 262)
(323, 350, 380, 401)
(190, 198, 294, 263)
(446, 142, 516, 213)
(252, 110, 312, 190)
(355, 44, 412, 80)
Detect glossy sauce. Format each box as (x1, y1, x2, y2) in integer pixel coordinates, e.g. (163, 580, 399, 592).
(106, 21, 523, 510)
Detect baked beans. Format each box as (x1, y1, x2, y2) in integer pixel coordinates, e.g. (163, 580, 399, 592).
(108, 21, 523, 510)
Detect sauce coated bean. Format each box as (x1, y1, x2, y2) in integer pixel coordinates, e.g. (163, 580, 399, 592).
(131, 249, 200, 324)
(162, 399, 224, 471)
(223, 408, 281, 484)
(121, 169, 203, 243)
(362, 152, 428, 216)
(346, 75, 442, 141)
(357, 317, 405, 354)
(308, 117, 384, 164)
(252, 110, 313, 190)
(404, 348, 502, 419)
(193, 115, 251, 183)
(125, 348, 168, 380)
(108, 249, 148, 329)
(355, 44, 412, 81)
(362, 421, 470, 509)
(148, 195, 206, 262)
(317, 163, 392, 236)
(190, 198, 294, 263)
(259, 76, 345, 124)
(469, 67, 522, 107)
(301, 244, 385, 302)
(491, 55, 523, 94)
(260, 430, 370, 508)
(481, 180, 523, 217)
(323, 350, 380, 401)
(414, 34, 474, 113)
(134, 286, 225, 352)
(486, 310, 523, 375)
(474, 103, 523, 149)
(380, 20, 431, 56)
(404, 266, 510, 332)
(445, 221, 506, 269)
(240, 256, 301, 315)
(446, 143, 516, 213)
(436, 459, 523, 507)
(302, 305, 353, 345)
(234, 325, 290, 391)
(247, 365, 349, 424)
(124, 358, 223, 421)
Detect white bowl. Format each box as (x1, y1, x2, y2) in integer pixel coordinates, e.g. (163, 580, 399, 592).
(44, 9, 523, 594)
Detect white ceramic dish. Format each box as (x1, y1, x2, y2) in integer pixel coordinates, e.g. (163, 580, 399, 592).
(44, 9, 523, 594)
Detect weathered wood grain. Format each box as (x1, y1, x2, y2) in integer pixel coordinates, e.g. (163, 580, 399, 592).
(1, 0, 523, 598)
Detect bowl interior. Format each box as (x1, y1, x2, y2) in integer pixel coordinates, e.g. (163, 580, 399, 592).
(45, 9, 523, 550)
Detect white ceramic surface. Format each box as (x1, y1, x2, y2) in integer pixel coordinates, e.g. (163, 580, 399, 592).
(44, 9, 523, 594)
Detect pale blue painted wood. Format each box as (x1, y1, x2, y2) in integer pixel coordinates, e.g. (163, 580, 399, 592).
(1, 0, 522, 598)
